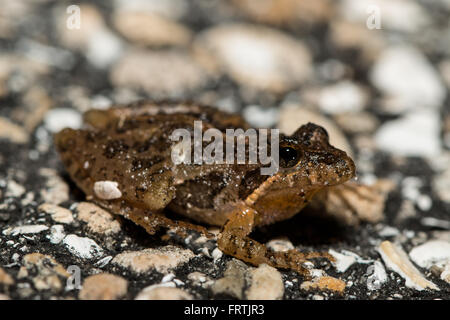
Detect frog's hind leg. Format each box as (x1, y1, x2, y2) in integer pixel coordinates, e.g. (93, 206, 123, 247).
(91, 199, 214, 239)
(125, 207, 214, 238)
(217, 204, 334, 278)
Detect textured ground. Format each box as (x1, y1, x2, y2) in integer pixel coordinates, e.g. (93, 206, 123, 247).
(0, 0, 450, 300)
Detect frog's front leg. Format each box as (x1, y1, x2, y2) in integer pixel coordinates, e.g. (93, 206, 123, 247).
(217, 204, 333, 278)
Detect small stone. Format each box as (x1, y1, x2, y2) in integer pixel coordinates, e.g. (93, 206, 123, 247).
(318, 81, 368, 114)
(431, 231, 450, 242)
(113, 11, 192, 47)
(0, 267, 14, 286)
(421, 217, 450, 230)
(366, 261, 388, 291)
(433, 168, 450, 203)
(377, 241, 439, 291)
(374, 110, 441, 157)
(76, 202, 121, 235)
(0, 117, 29, 144)
(370, 45, 445, 112)
(39, 168, 70, 205)
(409, 240, 450, 269)
(328, 249, 357, 273)
(22, 253, 70, 292)
(95, 256, 113, 268)
(5, 180, 26, 198)
(378, 226, 400, 238)
(79, 273, 128, 300)
(441, 263, 450, 284)
(334, 112, 379, 134)
(93, 181, 122, 200)
(211, 248, 223, 262)
(300, 276, 346, 293)
(17, 38, 75, 70)
(194, 24, 311, 93)
(38, 203, 74, 224)
(63, 234, 104, 259)
(112, 245, 195, 274)
(44, 108, 82, 133)
(47, 225, 65, 244)
(187, 272, 208, 284)
(266, 237, 294, 252)
(212, 259, 248, 299)
(245, 264, 284, 300)
(111, 50, 207, 97)
(3, 224, 49, 236)
(242, 105, 279, 128)
(135, 286, 193, 300)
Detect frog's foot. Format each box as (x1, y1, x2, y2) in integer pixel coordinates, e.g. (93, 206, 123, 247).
(217, 204, 333, 278)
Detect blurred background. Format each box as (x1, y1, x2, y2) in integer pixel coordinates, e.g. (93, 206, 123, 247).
(0, 0, 449, 300)
(1, 0, 449, 218)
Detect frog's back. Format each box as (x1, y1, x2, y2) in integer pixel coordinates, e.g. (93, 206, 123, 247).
(54, 101, 253, 222)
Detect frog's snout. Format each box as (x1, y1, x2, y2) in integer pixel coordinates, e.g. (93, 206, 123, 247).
(337, 153, 356, 183)
(311, 149, 356, 187)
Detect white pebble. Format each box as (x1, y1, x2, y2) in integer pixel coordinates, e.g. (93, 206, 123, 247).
(416, 195, 432, 211)
(162, 273, 175, 283)
(44, 108, 82, 133)
(378, 226, 400, 238)
(5, 180, 26, 198)
(211, 248, 223, 262)
(409, 240, 450, 269)
(86, 29, 123, 69)
(378, 241, 439, 291)
(318, 81, 367, 114)
(47, 225, 65, 244)
(420, 217, 450, 230)
(370, 45, 445, 112)
(3, 225, 49, 236)
(62, 234, 104, 259)
(374, 110, 441, 157)
(366, 261, 388, 291)
(242, 105, 279, 128)
(93, 181, 122, 200)
(329, 249, 357, 273)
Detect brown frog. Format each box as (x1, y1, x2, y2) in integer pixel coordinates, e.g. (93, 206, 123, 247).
(54, 101, 355, 277)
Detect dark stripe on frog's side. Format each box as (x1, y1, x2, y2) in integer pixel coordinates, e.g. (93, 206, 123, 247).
(171, 172, 230, 209)
(238, 168, 271, 200)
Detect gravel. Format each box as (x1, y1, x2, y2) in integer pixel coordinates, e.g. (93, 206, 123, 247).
(0, 0, 449, 301)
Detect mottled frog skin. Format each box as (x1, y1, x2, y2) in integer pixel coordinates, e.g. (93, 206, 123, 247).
(54, 101, 355, 276)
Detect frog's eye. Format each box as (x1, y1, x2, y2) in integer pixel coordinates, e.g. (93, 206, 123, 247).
(279, 146, 300, 168)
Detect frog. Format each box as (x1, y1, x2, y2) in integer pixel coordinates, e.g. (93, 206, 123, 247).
(54, 100, 356, 277)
